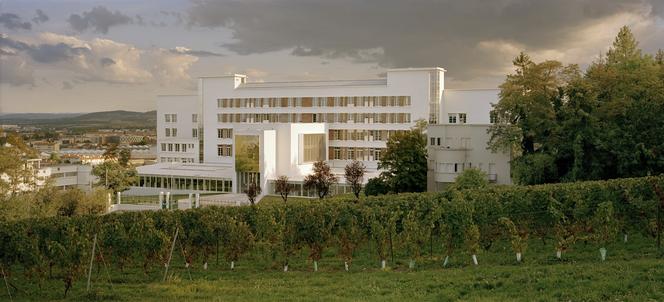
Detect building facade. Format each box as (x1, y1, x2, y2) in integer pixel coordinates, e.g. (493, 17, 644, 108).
(135, 67, 510, 197)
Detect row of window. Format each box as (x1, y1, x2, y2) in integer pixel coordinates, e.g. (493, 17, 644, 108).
(137, 175, 232, 192)
(436, 162, 496, 174)
(448, 113, 467, 124)
(267, 181, 355, 198)
(430, 137, 472, 148)
(217, 96, 411, 109)
(161, 143, 195, 152)
(164, 114, 198, 123)
(50, 172, 77, 178)
(159, 157, 196, 163)
(217, 144, 233, 157)
(329, 129, 406, 142)
(216, 113, 411, 124)
(329, 147, 385, 161)
(217, 128, 233, 139)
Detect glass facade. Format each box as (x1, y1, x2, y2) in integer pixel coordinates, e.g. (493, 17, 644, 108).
(137, 175, 232, 192)
(235, 135, 260, 172)
(302, 134, 325, 163)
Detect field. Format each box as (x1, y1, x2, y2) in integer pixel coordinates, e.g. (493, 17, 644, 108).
(4, 232, 663, 301)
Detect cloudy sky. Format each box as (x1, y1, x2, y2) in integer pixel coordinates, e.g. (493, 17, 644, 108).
(1, 0, 663, 113)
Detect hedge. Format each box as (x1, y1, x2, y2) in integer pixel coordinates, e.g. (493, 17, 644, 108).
(1, 175, 663, 295)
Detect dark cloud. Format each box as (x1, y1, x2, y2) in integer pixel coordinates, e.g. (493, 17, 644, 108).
(0, 13, 32, 30)
(28, 43, 90, 64)
(62, 81, 74, 90)
(169, 47, 224, 57)
(68, 6, 133, 34)
(32, 9, 49, 24)
(1, 35, 89, 64)
(100, 57, 116, 67)
(187, 0, 664, 82)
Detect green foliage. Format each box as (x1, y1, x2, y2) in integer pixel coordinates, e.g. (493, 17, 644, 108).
(0, 175, 662, 296)
(364, 176, 390, 196)
(591, 202, 618, 246)
(489, 26, 664, 184)
(378, 122, 428, 193)
(92, 161, 138, 194)
(498, 217, 528, 254)
(453, 168, 489, 191)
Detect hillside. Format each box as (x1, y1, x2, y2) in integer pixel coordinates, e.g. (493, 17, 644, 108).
(0, 110, 157, 129)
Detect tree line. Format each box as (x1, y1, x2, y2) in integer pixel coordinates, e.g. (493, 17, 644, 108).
(489, 26, 664, 185)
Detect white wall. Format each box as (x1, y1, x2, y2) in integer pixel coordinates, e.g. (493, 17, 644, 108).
(442, 89, 499, 124)
(157, 95, 200, 163)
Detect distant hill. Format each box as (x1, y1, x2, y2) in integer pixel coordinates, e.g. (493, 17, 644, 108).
(0, 110, 157, 129)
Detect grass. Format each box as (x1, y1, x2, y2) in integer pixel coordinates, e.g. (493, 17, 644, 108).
(3, 232, 663, 301)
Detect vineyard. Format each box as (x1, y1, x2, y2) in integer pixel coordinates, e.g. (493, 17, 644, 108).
(1, 175, 664, 300)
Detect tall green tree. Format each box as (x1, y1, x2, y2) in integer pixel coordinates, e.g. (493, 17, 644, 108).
(92, 161, 138, 194)
(378, 121, 428, 193)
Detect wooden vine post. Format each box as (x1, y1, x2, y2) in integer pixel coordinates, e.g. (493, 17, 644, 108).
(86, 234, 98, 292)
(163, 228, 179, 282)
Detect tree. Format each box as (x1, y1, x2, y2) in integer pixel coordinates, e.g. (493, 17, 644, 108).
(103, 144, 119, 161)
(244, 181, 261, 205)
(274, 176, 291, 203)
(304, 161, 338, 199)
(488, 26, 664, 184)
(92, 161, 138, 194)
(378, 121, 428, 193)
(452, 168, 489, 191)
(344, 160, 366, 199)
(118, 148, 131, 167)
(364, 176, 389, 196)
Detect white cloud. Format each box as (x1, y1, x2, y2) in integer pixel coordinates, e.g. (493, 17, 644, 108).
(2, 33, 199, 87)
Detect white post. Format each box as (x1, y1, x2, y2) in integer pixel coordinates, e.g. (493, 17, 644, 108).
(166, 192, 171, 209)
(344, 261, 349, 272)
(116, 192, 121, 204)
(556, 250, 562, 259)
(159, 192, 165, 209)
(472, 255, 478, 265)
(195, 193, 200, 208)
(516, 252, 522, 262)
(107, 193, 111, 210)
(380, 259, 386, 270)
(443, 255, 449, 267)
(313, 261, 318, 272)
(230, 261, 235, 270)
(188, 193, 193, 209)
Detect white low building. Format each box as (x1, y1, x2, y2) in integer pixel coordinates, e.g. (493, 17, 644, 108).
(134, 67, 510, 197)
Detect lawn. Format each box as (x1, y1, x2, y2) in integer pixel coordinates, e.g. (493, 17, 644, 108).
(4, 232, 663, 301)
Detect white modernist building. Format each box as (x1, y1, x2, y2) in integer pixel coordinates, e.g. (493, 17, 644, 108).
(134, 67, 510, 198)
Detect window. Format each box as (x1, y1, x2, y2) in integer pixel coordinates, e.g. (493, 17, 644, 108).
(448, 114, 457, 124)
(164, 114, 177, 123)
(192, 128, 198, 138)
(217, 128, 233, 139)
(192, 114, 198, 123)
(217, 144, 232, 157)
(168, 144, 173, 152)
(175, 144, 180, 152)
(171, 128, 177, 137)
(430, 137, 436, 146)
(459, 113, 467, 124)
(437, 137, 441, 146)
(165, 128, 171, 137)
(302, 134, 325, 163)
(161, 143, 166, 151)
